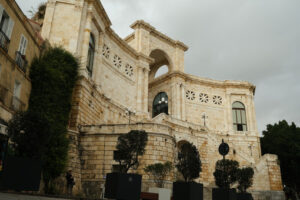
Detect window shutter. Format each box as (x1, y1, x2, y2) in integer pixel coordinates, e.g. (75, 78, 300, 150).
(23, 37, 27, 55)
(0, 4, 4, 22)
(18, 35, 27, 55)
(6, 18, 14, 39)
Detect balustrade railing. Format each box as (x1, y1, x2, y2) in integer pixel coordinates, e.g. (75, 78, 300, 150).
(15, 51, 28, 73)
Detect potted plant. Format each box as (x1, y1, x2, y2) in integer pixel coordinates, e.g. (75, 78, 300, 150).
(212, 159, 239, 200)
(104, 130, 148, 200)
(236, 167, 254, 200)
(144, 161, 173, 200)
(173, 142, 202, 200)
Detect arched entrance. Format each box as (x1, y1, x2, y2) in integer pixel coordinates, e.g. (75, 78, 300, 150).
(149, 49, 172, 81)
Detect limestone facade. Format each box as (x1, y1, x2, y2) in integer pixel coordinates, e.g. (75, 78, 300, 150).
(40, 0, 284, 198)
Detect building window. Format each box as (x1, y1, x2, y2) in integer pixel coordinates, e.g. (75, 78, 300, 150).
(86, 33, 95, 77)
(232, 101, 247, 131)
(12, 80, 24, 111)
(0, 5, 14, 51)
(16, 35, 28, 72)
(153, 92, 168, 117)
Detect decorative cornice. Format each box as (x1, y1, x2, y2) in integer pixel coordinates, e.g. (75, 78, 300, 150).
(149, 71, 256, 94)
(106, 27, 153, 64)
(86, 0, 111, 28)
(124, 33, 135, 43)
(130, 20, 189, 51)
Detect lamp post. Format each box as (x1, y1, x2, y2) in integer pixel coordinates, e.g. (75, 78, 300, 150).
(125, 109, 135, 125)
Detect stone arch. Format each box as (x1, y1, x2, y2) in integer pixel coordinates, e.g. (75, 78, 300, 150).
(177, 140, 190, 149)
(149, 49, 173, 81)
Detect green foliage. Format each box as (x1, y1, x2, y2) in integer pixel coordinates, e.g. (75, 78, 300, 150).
(8, 47, 79, 193)
(115, 130, 148, 173)
(7, 111, 50, 159)
(213, 159, 239, 189)
(261, 120, 300, 195)
(30, 2, 47, 20)
(144, 161, 173, 188)
(237, 167, 254, 193)
(176, 142, 202, 182)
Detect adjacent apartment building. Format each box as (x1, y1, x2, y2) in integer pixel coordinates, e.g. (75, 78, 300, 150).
(0, 0, 40, 170)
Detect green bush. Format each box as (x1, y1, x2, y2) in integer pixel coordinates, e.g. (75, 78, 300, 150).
(237, 167, 254, 193)
(114, 130, 148, 173)
(176, 142, 201, 182)
(144, 161, 173, 188)
(213, 159, 239, 189)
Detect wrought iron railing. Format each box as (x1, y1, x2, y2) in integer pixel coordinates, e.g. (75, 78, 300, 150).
(11, 96, 25, 111)
(15, 51, 28, 73)
(0, 30, 10, 52)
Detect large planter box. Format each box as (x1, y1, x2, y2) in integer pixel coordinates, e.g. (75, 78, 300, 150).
(149, 187, 171, 200)
(236, 192, 253, 200)
(1, 156, 42, 191)
(212, 188, 236, 200)
(173, 182, 203, 200)
(104, 172, 141, 200)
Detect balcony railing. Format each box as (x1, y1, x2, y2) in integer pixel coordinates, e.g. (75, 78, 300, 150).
(11, 96, 25, 111)
(0, 30, 10, 52)
(15, 51, 28, 73)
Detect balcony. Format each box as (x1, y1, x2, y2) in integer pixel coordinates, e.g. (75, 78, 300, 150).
(0, 30, 10, 52)
(15, 51, 28, 73)
(11, 96, 25, 111)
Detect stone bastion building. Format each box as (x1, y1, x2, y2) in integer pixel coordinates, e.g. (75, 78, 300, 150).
(40, 0, 284, 198)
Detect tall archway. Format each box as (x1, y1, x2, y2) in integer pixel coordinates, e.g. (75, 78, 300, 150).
(149, 49, 171, 81)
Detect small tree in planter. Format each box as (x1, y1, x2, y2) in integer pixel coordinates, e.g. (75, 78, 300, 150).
(144, 162, 173, 200)
(213, 159, 239, 200)
(173, 142, 203, 200)
(236, 167, 254, 200)
(104, 130, 148, 200)
(144, 161, 173, 188)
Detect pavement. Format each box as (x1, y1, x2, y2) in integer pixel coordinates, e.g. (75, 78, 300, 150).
(0, 192, 72, 200)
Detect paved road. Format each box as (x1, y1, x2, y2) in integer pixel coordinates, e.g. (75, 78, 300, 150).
(0, 192, 72, 200)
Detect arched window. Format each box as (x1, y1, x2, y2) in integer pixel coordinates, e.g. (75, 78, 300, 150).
(153, 92, 168, 117)
(232, 101, 247, 131)
(87, 33, 95, 77)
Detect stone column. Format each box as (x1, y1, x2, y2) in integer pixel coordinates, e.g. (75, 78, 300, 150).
(176, 82, 181, 119)
(41, 1, 56, 41)
(180, 83, 186, 121)
(136, 66, 144, 113)
(225, 92, 232, 133)
(79, 9, 92, 77)
(143, 68, 149, 113)
(171, 78, 177, 118)
(95, 32, 104, 87)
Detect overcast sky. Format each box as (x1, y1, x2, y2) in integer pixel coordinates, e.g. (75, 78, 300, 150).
(16, 0, 300, 134)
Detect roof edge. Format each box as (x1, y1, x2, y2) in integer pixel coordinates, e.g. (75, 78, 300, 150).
(130, 20, 189, 51)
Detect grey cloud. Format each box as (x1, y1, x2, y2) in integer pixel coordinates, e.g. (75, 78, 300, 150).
(17, 0, 300, 133)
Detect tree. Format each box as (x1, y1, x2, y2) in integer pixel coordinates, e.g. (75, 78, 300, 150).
(213, 159, 239, 189)
(261, 120, 300, 198)
(176, 142, 202, 182)
(8, 47, 79, 193)
(115, 130, 148, 173)
(7, 111, 50, 159)
(144, 161, 173, 188)
(237, 167, 254, 193)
